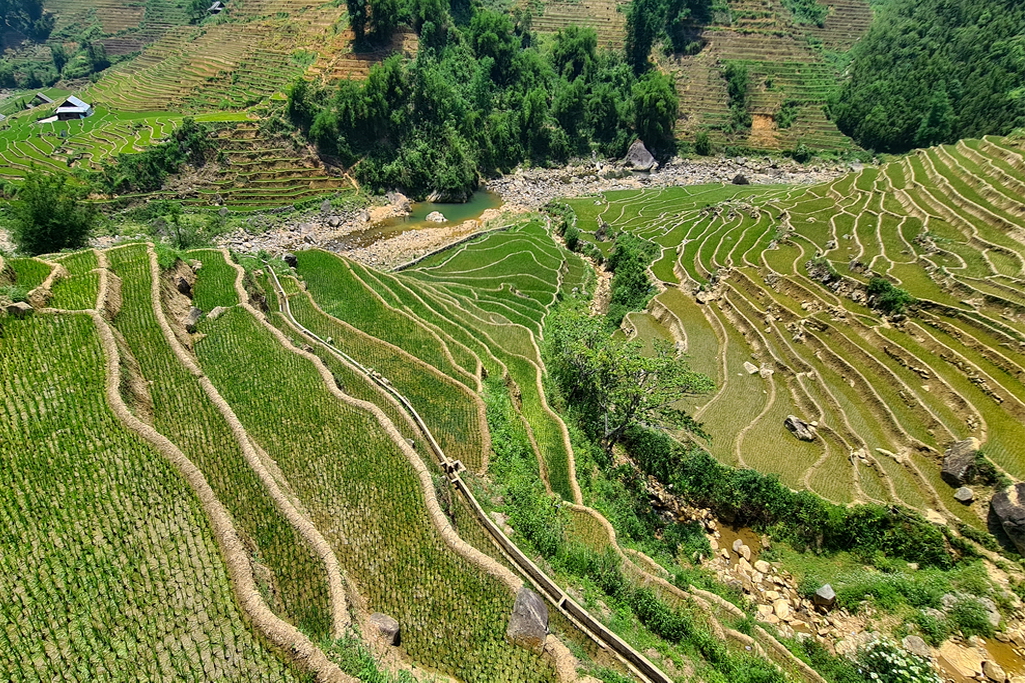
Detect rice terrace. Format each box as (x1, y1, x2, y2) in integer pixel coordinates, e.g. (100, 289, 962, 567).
(3, 0, 1025, 681)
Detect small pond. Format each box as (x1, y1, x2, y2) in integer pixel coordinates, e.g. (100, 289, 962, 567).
(340, 189, 503, 248)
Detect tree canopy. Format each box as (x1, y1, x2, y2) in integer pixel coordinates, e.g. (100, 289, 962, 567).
(831, 0, 1025, 152)
(546, 309, 714, 452)
(289, 11, 678, 200)
(11, 172, 96, 255)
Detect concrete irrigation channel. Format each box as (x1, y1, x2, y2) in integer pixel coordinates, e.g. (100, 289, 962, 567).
(265, 264, 673, 683)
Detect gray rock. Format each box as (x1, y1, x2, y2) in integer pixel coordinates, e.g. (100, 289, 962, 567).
(625, 140, 656, 171)
(207, 306, 229, 321)
(941, 437, 981, 486)
(175, 276, 192, 298)
(6, 301, 33, 318)
(283, 253, 297, 268)
(369, 612, 400, 645)
(184, 306, 202, 333)
(901, 635, 930, 659)
(954, 487, 974, 503)
(327, 216, 341, 228)
(784, 415, 816, 441)
(990, 483, 1025, 555)
(320, 199, 332, 215)
(425, 211, 446, 223)
(813, 584, 836, 608)
(506, 586, 548, 653)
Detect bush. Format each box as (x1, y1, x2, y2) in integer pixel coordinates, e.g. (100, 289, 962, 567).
(10, 172, 96, 255)
(855, 639, 941, 683)
(867, 277, 915, 315)
(694, 131, 712, 156)
(947, 597, 995, 638)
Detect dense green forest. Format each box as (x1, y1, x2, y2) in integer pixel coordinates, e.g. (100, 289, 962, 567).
(0, 0, 52, 40)
(288, 7, 678, 200)
(831, 0, 1025, 152)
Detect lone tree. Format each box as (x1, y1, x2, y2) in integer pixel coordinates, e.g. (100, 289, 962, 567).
(546, 309, 714, 453)
(11, 172, 96, 255)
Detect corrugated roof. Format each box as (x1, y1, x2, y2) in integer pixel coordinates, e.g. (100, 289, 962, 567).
(60, 95, 91, 109)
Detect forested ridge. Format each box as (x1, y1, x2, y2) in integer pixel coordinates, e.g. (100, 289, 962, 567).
(287, 8, 678, 201)
(831, 0, 1025, 153)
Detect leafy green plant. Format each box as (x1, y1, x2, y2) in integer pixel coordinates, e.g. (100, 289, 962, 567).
(866, 277, 915, 315)
(855, 639, 940, 683)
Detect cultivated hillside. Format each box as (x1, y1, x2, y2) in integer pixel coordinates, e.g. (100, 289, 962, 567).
(564, 133, 1025, 532)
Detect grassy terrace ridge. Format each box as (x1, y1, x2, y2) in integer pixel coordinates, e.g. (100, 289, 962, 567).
(192, 251, 555, 682)
(0, 313, 303, 681)
(562, 133, 1025, 531)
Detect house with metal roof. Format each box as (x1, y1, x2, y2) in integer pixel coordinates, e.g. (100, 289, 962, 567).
(55, 96, 94, 121)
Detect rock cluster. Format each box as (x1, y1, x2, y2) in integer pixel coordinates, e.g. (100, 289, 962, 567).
(784, 415, 817, 441)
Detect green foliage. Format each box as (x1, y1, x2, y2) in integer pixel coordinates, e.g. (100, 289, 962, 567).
(98, 118, 214, 194)
(947, 596, 995, 637)
(290, 14, 666, 200)
(621, 426, 966, 568)
(545, 309, 714, 451)
(723, 62, 752, 133)
(866, 277, 915, 315)
(0, 284, 29, 302)
(0, 0, 53, 40)
(780, 0, 829, 26)
(606, 232, 659, 323)
(694, 130, 712, 156)
(774, 99, 800, 129)
(10, 172, 96, 255)
(831, 0, 1025, 152)
(855, 639, 941, 683)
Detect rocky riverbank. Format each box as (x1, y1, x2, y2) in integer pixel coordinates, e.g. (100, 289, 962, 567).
(210, 155, 851, 266)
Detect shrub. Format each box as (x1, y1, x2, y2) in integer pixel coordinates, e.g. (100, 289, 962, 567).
(694, 131, 712, 156)
(867, 277, 915, 315)
(855, 639, 941, 683)
(947, 597, 995, 638)
(10, 172, 96, 255)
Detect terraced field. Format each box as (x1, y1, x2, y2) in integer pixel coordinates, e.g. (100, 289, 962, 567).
(564, 134, 1025, 528)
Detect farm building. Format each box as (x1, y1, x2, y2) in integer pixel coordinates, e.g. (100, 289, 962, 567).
(55, 96, 93, 121)
(32, 93, 54, 106)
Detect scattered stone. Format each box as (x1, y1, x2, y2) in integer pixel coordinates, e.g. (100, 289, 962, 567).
(983, 660, 1007, 682)
(754, 560, 771, 574)
(902, 635, 930, 659)
(369, 612, 400, 646)
(954, 487, 974, 503)
(425, 211, 447, 223)
(283, 253, 298, 268)
(924, 508, 946, 525)
(941, 437, 981, 486)
(327, 216, 341, 228)
(6, 301, 33, 318)
(784, 415, 817, 441)
(773, 599, 790, 620)
(732, 174, 750, 185)
(506, 586, 548, 653)
(625, 140, 656, 171)
(207, 306, 229, 321)
(744, 361, 759, 374)
(990, 483, 1025, 555)
(183, 306, 202, 333)
(814, 584, 836, 608)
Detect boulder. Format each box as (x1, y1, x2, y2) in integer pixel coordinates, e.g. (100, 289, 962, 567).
(625, 140, 656, 171)
(954, 487, 974, 503)
(773, 599, 790, 620)
(813, 584, 836, 608)
(941, 437, 981, 486)
(743, 361, 759, 375)
(506, 586, 548, 653)
(983, 660, 1008, 683)
(990, 483, 1025, 555)
(175, 276, 193, 298)
(902, 635, 931, 659)
(732, 174, 750, 185)
(283, 253, 298, 268)
(369, 612, 400, 646)
(425, 211, 447, 223)
(184, 306, 203, 333)
(754, 560, 771, 574)
(327, 216, 341, 228)
(784, 415, 816, 441)
(6, 301, 33, 318)
(207, 306, 229, 321)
